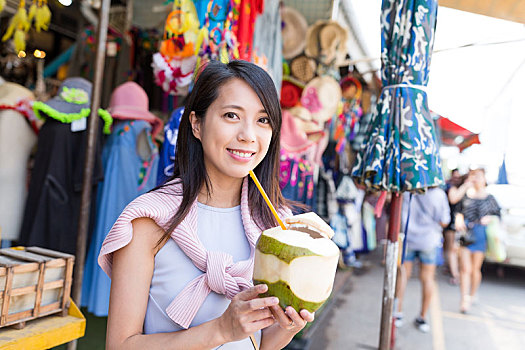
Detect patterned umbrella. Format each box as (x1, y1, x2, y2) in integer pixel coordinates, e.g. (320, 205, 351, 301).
(352, 0, 443, 193)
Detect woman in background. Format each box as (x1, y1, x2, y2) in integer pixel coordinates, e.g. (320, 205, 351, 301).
(455, 168, 500, 313)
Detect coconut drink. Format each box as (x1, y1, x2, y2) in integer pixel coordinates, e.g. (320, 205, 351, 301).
(253, 212, 339, 313)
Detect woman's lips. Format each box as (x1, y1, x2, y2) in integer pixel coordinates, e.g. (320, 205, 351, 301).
(227, 148, 256, 162)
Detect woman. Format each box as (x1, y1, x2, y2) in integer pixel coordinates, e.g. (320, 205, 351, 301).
(98, 61, 314, 349)
(455, 168, 500, 313)
(443, 169, 464, 285)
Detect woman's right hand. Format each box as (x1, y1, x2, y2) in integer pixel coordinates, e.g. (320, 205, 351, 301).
(217, 284, 278, 343)
(455, 214, 467, 233)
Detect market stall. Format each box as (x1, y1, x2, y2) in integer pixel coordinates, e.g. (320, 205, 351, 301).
(1, 0, 382, 348)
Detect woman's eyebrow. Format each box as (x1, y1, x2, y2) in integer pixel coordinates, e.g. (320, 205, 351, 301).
(223, 105, 268, 114)
(222, 104, 244, 111)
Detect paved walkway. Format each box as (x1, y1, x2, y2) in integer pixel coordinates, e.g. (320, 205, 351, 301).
(307, 250, 525, 350)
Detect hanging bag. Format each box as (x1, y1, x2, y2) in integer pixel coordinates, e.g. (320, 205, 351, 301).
(485, 216, 507, 262)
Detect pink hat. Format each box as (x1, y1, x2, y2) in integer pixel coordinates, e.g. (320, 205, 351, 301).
(280, 110, 316, 154)
(108, 82, 163, 137)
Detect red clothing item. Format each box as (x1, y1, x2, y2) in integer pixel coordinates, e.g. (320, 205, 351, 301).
(237, 0, 264, 61)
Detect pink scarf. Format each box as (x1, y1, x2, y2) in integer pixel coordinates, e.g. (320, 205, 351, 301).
(99, 177, 289, 329)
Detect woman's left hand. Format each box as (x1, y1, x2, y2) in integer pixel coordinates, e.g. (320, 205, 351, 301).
(259, 305, 315, 349)
(480, 216, 491, 225)
(269, 304, 314, 333)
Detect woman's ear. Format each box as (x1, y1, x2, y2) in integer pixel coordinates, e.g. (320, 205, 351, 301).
(189, 111, 201, 140)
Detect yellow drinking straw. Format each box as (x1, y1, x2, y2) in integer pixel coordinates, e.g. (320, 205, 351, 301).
(248, 170, 286, 230)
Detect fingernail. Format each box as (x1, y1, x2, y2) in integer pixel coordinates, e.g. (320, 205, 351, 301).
(258, 284, 267, 291)
(271, 297, 279, 304)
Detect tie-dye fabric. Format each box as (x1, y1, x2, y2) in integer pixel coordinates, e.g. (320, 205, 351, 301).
(352, 0, 444, 193)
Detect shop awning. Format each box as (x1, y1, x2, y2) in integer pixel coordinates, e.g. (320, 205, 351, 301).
(440, 0, 525, 24)
(435, 114, 480, 152)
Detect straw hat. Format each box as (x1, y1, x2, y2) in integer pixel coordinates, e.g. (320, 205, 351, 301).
(300, 76, 342, 123)
(290, 55, 317, 83)
(281, 6, 308, 60)
(288, 106, 323, 134)
(305, 20, 348, 66)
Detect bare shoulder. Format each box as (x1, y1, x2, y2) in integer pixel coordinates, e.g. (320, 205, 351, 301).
(130, 217, 167, 256)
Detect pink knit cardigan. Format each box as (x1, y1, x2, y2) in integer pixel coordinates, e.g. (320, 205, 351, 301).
(98, 177, 290, 329)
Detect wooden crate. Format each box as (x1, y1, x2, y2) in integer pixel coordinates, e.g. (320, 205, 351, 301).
(0, 247, 74, 329)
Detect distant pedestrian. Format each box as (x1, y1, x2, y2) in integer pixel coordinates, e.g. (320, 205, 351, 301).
(443, 169, 464, 285)
(455, 168, 501, 313)
(394, 188, 450, 332)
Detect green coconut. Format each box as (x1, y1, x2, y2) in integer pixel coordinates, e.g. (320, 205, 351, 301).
(253, 221, 339, 313)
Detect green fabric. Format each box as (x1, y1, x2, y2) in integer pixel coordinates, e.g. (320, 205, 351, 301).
(33, 101, 113, 134)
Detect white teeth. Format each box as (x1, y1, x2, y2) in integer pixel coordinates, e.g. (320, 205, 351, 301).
(230, 150, 253, 158)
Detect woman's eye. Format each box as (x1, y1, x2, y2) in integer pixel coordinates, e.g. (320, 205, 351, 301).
(224, 112, 239, 120)
(259, 116, 270, 124)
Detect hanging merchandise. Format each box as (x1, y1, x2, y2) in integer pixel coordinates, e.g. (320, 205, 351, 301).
(352, 90, 376, 151)
(301, 76, 342, 125)
(289, 55, 317, 84)
(19, 78, 112, 255)
(280, 109, 317, 155)
(287, 106, 323, 135)
(279, 79, 303, 109)
(305, 20, 348, 78)
(279, 110, 329, 210)
(32, 79, 113, 134)
(1, 0, 51, 52)
(252, 0, 282, 92)
(157, 107, 184, 186)
(330, 76, 363, 155)
(0, 81, 36, 244)
(280, 6, 307, 60)
(107, 81, 164, 138)
(194, 0, 241, 66)
(82, 119, 159, 316)
(236, 0, 263, 61)
(316, 168, 338, 221)
(280, 150, 315, 210)
(152, 0, 200, 95)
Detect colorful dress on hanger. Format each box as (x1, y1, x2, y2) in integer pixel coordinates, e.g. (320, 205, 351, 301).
(81, 120, 159, 316)
(157, 107, 184, 186)
(280, 150, 316, 210)
(194, 0, 230, 32)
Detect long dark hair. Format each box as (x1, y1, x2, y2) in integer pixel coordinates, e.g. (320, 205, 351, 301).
(156, 60, 289, 244)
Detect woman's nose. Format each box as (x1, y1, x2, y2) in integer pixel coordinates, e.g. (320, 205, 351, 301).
(237, 122, 256, 143)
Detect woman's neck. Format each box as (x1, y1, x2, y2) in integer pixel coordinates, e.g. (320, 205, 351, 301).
(468, 185, 487, 199)
(197, 175, 243, 208)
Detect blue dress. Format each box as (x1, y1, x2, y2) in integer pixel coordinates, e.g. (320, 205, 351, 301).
(157, 107, 183, 186)
(81, 120, 159, 316)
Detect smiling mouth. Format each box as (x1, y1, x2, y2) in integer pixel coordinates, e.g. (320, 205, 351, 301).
(227, 149, 256, 158)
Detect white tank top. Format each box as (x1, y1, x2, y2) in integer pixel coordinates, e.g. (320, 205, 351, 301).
(144, 202, 262, 349)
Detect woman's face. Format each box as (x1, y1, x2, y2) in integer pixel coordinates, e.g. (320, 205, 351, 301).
(190, 78, 273, 183)
(470, 169, 486, 189)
